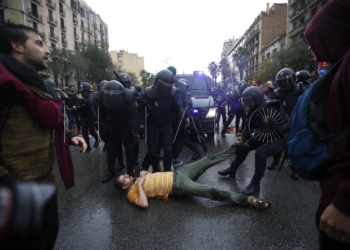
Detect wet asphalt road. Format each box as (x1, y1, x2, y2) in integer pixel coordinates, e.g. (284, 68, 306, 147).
(53, 133, 321, 250)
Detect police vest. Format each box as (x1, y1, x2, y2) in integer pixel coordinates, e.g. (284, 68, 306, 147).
(145, 86, 176, 125)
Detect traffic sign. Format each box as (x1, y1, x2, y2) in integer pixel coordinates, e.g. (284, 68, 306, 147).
(318, 66, 327, 76)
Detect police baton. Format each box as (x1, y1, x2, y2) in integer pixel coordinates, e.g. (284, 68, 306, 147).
(173, 107, 187, 143)
(113, 70, 122, 82)
(191, 117, 201, 143)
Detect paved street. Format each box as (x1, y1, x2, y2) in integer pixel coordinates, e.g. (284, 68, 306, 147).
(53, 133, 321, 250)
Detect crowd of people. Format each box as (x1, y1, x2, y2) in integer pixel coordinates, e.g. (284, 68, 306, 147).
(1, 0, 350, 247)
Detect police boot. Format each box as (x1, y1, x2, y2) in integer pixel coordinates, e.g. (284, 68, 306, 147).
(267, 159, 280, 170)
(201, 142, 208, 153)
(192, 151, 201, 160)
(102, 166, 116, 183)
(218, 162, 238, 176)
(242, 175, 262, 196)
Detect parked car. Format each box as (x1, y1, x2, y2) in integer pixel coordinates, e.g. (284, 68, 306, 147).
(177, 71, 216, 137)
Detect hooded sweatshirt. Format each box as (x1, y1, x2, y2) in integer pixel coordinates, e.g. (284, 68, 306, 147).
(304, 0, 350, 216)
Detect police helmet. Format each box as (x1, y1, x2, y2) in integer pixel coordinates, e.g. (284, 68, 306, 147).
(153, 69, 175, 96)
(177, 78, 189, 92)
(44, 79, 56, 88)
(103, 80, 125, 108)
(134, 85, 142, 93)
(99, 80, 108, 90)
(241, 86, 264, 112)
(275, 68, 296, 91)
(119, 73, 132, 88)
(80, 82, 91, 92)
(295, 70, 310, 82)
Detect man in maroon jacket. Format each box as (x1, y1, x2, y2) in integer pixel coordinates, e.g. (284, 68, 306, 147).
(304, 1, 350, 248)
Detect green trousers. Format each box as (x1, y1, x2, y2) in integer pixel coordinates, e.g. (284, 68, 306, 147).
(172, 146, 249, 206)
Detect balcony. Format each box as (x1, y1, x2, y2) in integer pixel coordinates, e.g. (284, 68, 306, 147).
(289, 22, 306, 38)
(92, 22, 97, 28)
(288, 0, 298, 7)
(62, 39, 67, 47)
(46, 0, 56, 10)
(61, 25, 66, 32)
(74, 34, 79, 40)
(87, 27, 92, 34)
(81, 39, 86, 44)
(244, 29, 260, 45)
(49, 33, 58, 42)
(59, 8, 65, 16)
(27, 9, 43, 22)
(306, 0, 318, 8)
(33, 0, 42, 4)
(289, 3, 306, 21)
(38, 32, 46, 42)
(73, 19, 78, 26)
(47, 16, 57, 26)
(80, 24, 86, 31)
(0, 0, 9, 8)
(59, 0, 65, 2)
(94, 33, 97, 38)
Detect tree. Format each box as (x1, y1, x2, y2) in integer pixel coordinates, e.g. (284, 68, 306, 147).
(232, 46, 251, 81)
(139, 69, 154, 88)
(251, 42, 311, 85)
(218, 57, 231, 89)
(207, 61, 219, 85)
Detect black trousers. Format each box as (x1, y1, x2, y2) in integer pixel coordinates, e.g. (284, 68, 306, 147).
(146, 122, 173, 172)
(232, 138, 287, 178)
(81, 116, 99, 146)
(316, 205, 350, 250)
(107, 126, 135, 176)
(98, 121, 107, 144)
(216, 107, 227, 130)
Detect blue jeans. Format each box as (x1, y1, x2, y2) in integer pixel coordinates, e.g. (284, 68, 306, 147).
(66, 108, 81, 130)
(172, 147, 248, 206)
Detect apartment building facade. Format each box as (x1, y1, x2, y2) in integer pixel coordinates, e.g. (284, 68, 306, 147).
(243, 3, 287, 81)
(0, 0, 109, 51)
(110, 50, 144, 83)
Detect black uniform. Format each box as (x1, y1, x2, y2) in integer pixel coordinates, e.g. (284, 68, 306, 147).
(77, 86, 99, 150)
(218, 86, 289, 196)
(94, 81, 108, 150)
(214, 88, 227, 132)
(140, 85, 183, 172)
(101, 84, 139, 179)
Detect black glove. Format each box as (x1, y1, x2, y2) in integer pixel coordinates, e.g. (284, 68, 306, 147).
(139, 127, 145, 140)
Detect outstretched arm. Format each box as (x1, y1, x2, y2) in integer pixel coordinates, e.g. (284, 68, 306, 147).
(134, 177, 148, 208)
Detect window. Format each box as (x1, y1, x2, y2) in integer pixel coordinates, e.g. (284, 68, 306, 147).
(293, 21, 298, 29)
(74, 27, 76, 36)
(32, 21, 38, 32)
(48, 9, 53, 20)
(31, 3, 38, 18)
(60, 18, 64, 29)
(311, 7, 317, 17)
(267, 52, 271, 58)
(299, 16, 305, 24)
(82, 32, 84, 41)
(50, 26, 54, 36)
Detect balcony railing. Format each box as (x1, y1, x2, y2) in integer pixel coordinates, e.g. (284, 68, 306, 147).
(73, 19, 78, 26)
(87, 27, 92, 34)
(33, 0, 42, 4)
(80, 24, 86, 31)
(59, 8, 65, 16)
(0, 0, 9, 8)
(244, 29, 260, 45)
(59, 0, 65, 3)
(62, 39, 67, 46)
(47, 16, 57, 26)
(92, 22, 97, 28)
(289, 22, 306, 38)
(74, 34, 79, 40)
(61, 25, 66, 31)
(288, 0, 298, 7)
(46, 0, 56, 9)
(27, 8, 43, 22)
(289, 3, 306, 21)
(49, 33, 58, 41)
(306, 0, 317, 7)
(39, 32, 46, 42)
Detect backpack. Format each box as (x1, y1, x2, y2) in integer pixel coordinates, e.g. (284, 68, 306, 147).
(288, 56, 350, 180)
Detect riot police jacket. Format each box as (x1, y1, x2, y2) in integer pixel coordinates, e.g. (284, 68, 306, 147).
(76, 91, 97, 118)
(272, 83, 303, 117)
(174, 79, 189, 118)
(104, 88, 139, 134)
(242, 97, 289, 146)
(140, 85, 184, 125)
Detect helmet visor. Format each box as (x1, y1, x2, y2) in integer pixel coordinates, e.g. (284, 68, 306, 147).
(103, 90, 123, 107)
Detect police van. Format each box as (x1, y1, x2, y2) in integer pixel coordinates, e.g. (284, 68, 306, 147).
(176, 71, 216, 137)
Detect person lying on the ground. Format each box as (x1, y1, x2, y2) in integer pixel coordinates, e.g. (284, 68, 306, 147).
(114, 146, 270, 210)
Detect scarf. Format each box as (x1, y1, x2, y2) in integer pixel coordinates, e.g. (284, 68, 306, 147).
(0, 54, 75, 189)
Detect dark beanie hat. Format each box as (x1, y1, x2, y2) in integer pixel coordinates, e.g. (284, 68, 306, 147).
(167, 66, 177, 75)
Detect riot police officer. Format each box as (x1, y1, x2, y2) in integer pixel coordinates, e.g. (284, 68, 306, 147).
(139, 69, 184, 172)
(215, 84, 227, 132)
(218, 86, 289, 195)
(100, 80, 139, 183)
(267, 68, 304, 180)
(116, 73, 140, 167)
(296, 69, 312, 89)
(76, 82, 99, 151)
(94, 80, 108, 151)
(221, 84, 245, 137)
